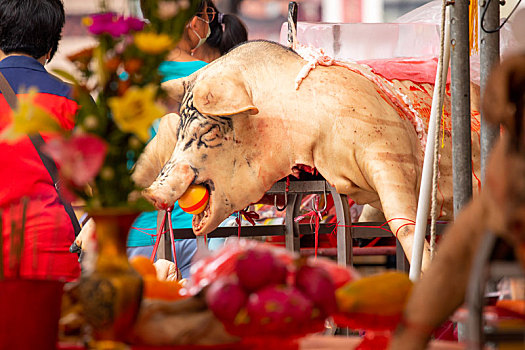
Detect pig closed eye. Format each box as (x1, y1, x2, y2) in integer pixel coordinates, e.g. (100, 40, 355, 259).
(198, 124, 223, 148)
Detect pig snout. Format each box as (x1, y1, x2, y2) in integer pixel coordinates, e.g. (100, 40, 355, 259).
(142, 161, 196, 210)
(142, 186, 172, 210)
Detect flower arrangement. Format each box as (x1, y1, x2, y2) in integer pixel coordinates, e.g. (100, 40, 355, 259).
(5, 0, 201, 210)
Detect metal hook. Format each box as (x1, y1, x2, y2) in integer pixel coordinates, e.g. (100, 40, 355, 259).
(317, 184, 328, 213)
(274, 192, 288, 211)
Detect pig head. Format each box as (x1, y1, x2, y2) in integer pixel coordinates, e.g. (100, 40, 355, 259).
(138, 41, 481, 270)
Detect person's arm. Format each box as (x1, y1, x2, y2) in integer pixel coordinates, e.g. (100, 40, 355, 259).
(390, 197, 488, 349)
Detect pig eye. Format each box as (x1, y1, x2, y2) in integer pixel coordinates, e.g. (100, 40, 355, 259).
(197, 123, 223, 148)
(181, 121, 224, 151)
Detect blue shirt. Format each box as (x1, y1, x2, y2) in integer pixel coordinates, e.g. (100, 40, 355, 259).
(158, 60, 207, 82)
(127, 60, 208, 247)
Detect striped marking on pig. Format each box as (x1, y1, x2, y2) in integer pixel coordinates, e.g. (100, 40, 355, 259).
(177, 82, 233, 151)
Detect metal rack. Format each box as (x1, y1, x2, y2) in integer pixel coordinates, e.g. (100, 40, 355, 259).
(155, 178, 449, 270)
(465, 231, 525, 348)
(155, 179, 351, 265)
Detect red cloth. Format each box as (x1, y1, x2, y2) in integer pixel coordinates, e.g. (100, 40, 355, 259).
(1, 56, 80, 281)
(358, 57, 451, 85)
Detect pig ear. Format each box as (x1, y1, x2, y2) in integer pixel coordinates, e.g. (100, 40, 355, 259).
(162, 78, 186, 103)
(192, 76, 259, 116)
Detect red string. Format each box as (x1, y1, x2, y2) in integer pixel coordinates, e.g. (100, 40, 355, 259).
(327, 218, 416, 239)
(365, 237, 381, 248)
(314, 213, 319, 258)
(150, 211, 167, 262)
(386, 217, 416, 224)
(235, 209, 260, 238)
(130, 226, 158, 236)
(166, 207, 178, 271)
(394, 222, 416, 238)
(472, 159, 482, 193)
(294, 195, 325, 258)
(237, 211, 241, 238)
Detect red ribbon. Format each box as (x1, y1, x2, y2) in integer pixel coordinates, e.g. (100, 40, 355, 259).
(149, 206, 178, 272)
(235, 209, 260, 238)
(294, 195, 325, 258)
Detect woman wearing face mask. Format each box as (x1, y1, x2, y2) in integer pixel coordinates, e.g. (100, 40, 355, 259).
(125, 0, 248, 279)
(158, 0, 248, 81)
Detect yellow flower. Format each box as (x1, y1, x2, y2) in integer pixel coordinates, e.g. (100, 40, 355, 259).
(0, 88, 60, 142)
(82, 16, 93, 27)
(134, 32, 174, 54)
(108, 84, 166, 142)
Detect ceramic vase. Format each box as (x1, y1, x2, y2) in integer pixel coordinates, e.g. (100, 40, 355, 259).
(79, 209, 143, 349)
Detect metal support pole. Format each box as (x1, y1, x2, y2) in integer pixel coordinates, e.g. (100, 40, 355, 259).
(451, 0, 473, 216)
(465, 231, 496, 349)
(156, 210, 172, 260)
(196, 235, 208, 255)
(287, 2, 298, 49)
(284, 194, 301, 253)
(480, 0, 500, 182)
(329, 185, 352, 267)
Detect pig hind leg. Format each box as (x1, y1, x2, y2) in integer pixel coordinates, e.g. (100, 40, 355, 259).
(365, 155, 431, 271)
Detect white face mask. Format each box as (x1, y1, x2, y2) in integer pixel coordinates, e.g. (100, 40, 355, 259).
(190, 17, 211, 51)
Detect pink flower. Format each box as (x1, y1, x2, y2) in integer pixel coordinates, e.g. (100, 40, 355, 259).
(85, 13, 115, 36)
(124, 17, 145, 31)
(43, 134, 108, 187)
(85, 13, 145, 38)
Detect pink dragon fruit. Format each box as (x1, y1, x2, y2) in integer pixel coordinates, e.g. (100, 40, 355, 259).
(235, 248, 288, 292)
(245, 285, 313, 336)
(294, 264, 338, 317)
(205, 277, 248, 323)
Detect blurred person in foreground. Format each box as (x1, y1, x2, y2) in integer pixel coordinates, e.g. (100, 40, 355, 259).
(389, 52, 525, 350)
(0, 0, 80, 281)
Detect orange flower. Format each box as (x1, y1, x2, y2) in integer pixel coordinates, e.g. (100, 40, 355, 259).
(67, 47, 94, 62)
(105, 57, 121, 72)
(67, 47, 94, 70)
(124, 58, 143, 75)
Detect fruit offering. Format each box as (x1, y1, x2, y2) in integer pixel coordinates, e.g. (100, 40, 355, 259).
(193, 239, 360, 339)
(178, 184, 209, 214)
(130, 256, 187, 302)
(333, 271, 413, 331)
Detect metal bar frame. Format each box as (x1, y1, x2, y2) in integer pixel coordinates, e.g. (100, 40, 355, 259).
(479, 0, 500, 181)
(451, 0, 473, 216)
